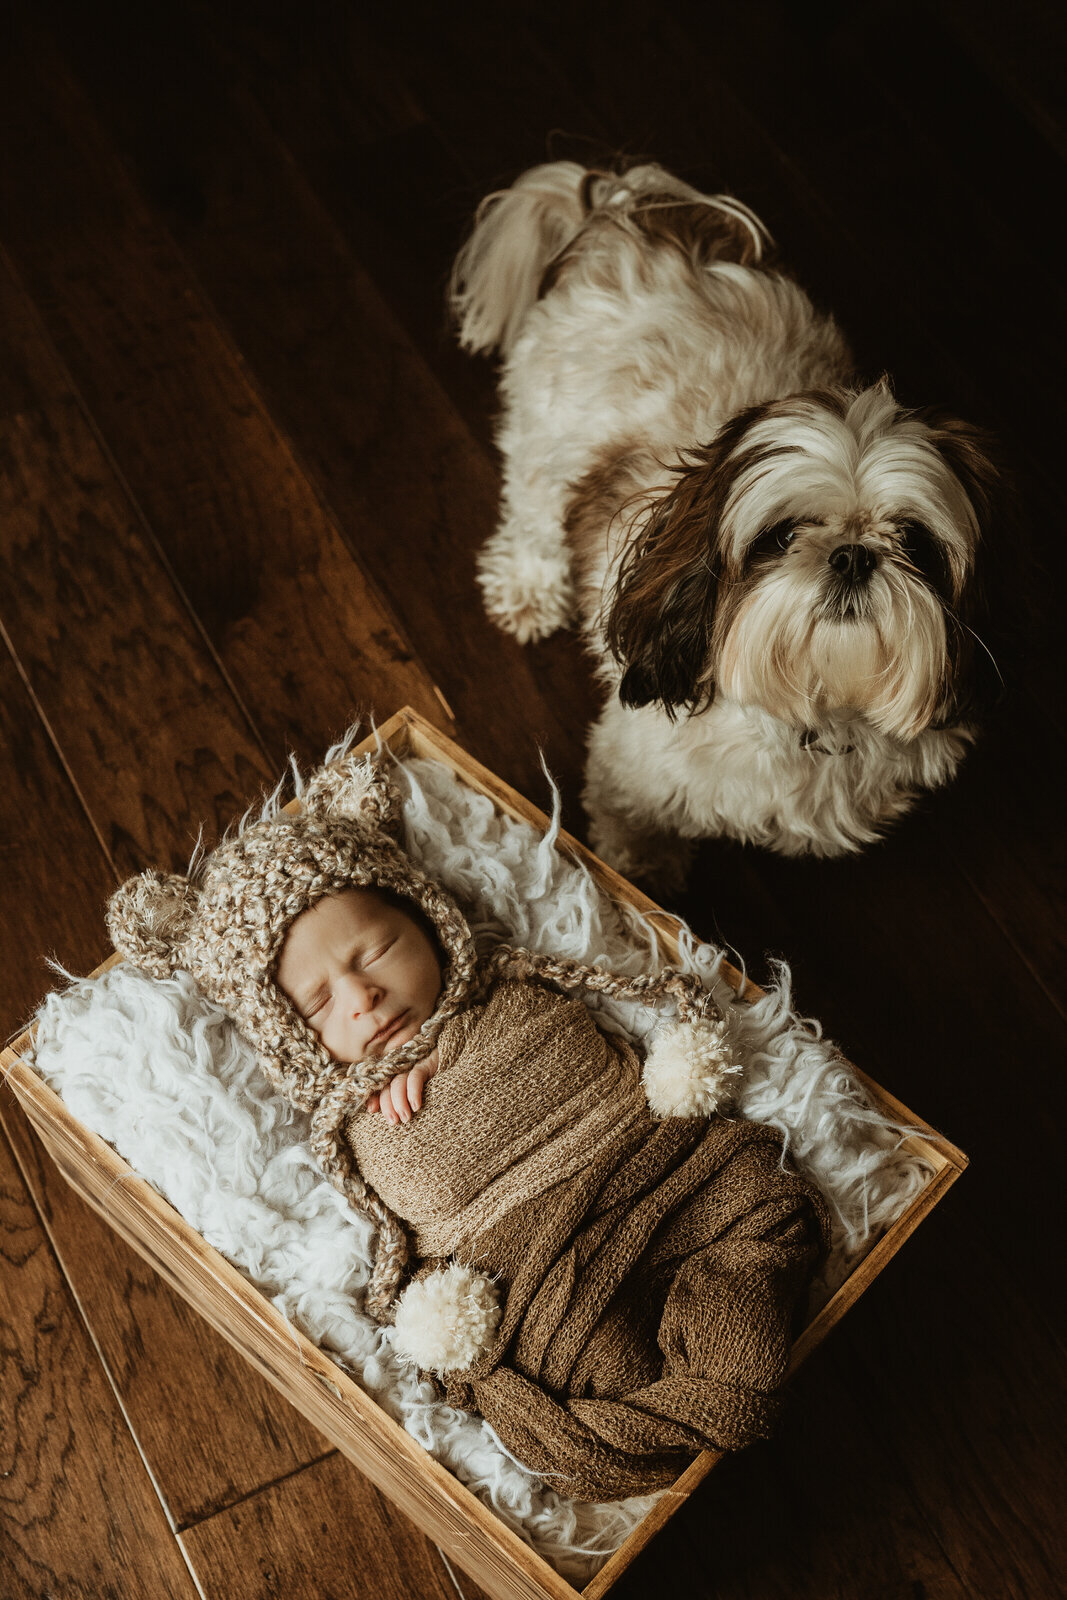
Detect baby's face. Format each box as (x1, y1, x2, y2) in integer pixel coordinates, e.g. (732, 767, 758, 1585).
(275, 888, 443, 1063)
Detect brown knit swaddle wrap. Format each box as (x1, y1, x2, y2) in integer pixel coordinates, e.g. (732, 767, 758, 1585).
(350, 979, 646, 1258)
(350, 977, 830, 1501)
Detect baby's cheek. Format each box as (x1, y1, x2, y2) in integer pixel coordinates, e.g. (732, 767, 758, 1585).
(319, 1019, 350, 1063)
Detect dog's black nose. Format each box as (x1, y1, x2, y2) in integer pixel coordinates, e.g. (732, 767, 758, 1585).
(829, 543, 876, 582)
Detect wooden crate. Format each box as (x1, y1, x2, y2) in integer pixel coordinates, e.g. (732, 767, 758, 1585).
(1, 706, 967, 1600)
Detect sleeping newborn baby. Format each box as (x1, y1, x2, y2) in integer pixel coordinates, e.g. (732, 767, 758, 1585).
(108, 749, 829, 1501)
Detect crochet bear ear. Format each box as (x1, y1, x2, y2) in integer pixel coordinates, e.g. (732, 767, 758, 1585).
(302, 752, 404, 839)
(106, 870, 197, 980)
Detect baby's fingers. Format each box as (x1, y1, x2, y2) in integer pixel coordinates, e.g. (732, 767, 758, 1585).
(407, 1064, 429, 1112)
(389, 1072, 412, 1123)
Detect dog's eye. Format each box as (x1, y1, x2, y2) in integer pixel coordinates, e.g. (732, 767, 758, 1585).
(898, 520, 950, 592)
(749, 519, 800, 560)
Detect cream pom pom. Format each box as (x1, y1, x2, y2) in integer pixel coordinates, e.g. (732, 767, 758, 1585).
(391, 1262, 501, 1376)
(642, 1016, 743, 1118)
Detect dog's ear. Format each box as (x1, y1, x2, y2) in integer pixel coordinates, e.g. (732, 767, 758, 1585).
(605, 472, 722, 716)
(921, 411, 1000, 554)
(918, 411, 1018, 727)
(604, 401, 794, 714)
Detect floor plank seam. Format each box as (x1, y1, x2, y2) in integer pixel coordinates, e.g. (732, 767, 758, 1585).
(436, 1543, 471, 1600)
(0, 601, 119, 892)
(0, 1093, 186, 1537)
(0, 226, 275, 779)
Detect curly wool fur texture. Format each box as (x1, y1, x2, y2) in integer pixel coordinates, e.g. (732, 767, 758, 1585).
(28, 746, 932, 1577)
(393, 1263, 502, 1375)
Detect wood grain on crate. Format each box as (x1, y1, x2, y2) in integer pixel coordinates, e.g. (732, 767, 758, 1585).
(0, 706, 967, 1600)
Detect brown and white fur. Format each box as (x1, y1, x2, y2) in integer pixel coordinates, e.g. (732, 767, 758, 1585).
(452, 160, 1000, 880)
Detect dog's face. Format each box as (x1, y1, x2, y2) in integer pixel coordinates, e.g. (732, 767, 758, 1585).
(607, 383, 999, 739)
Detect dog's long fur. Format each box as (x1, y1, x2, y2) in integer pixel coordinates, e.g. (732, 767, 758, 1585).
(453, 160, 1001, 877)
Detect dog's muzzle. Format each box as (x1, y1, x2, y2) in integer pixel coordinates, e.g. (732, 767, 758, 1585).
(828, 543, 877, 583)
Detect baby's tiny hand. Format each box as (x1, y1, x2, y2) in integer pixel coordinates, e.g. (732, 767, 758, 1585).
(367, 1049, 439, 1124)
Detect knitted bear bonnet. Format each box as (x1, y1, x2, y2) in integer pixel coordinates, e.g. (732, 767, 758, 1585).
(106, 747, 740, 1354)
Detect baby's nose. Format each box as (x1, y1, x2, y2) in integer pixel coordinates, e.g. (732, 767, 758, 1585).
(338, 972, 382, 1015)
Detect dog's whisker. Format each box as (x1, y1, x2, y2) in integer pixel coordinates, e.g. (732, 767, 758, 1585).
(945, 609, 1005, 691)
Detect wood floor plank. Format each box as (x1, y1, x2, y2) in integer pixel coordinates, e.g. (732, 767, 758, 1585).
(330, 8, 611, 451)
(938, 0, 1067, 158)
(354, 5, 611, 192)
(677, 818, 1067, 1322)
(0, 1120, 201, 1600)
(610, 1344, 972, 1600)
(37, 0, 598, 810)
(836, 1208, 1067, 1600)
(0, 253, 273, 876)
(0, 1083, 335, 1531)
(0, 24, 446, 771)
(922, 705, 1066, 1016)
(179, 1450, 466, 1600)
(849, 4, 1065, 273)
(184, 3, 503, 455)
(698, 2, 1067, 397)
(0, 644, 116, 1034)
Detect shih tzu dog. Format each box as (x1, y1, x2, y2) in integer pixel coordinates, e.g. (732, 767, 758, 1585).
(452, 160, 1001, 881)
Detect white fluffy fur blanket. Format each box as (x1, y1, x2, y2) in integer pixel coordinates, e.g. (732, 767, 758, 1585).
(28, 750, 932, 1579)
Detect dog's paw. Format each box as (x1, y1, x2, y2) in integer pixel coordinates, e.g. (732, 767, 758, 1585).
(477, 543, 574, 644)
(588, 813, 695, 895)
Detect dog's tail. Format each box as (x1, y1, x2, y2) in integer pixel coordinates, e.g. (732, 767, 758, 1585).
(450, 161, 590, 357)
(451, 160, 774, 358)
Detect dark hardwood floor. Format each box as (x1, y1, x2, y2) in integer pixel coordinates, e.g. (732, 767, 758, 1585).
(1, 2, 1064, 1596)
